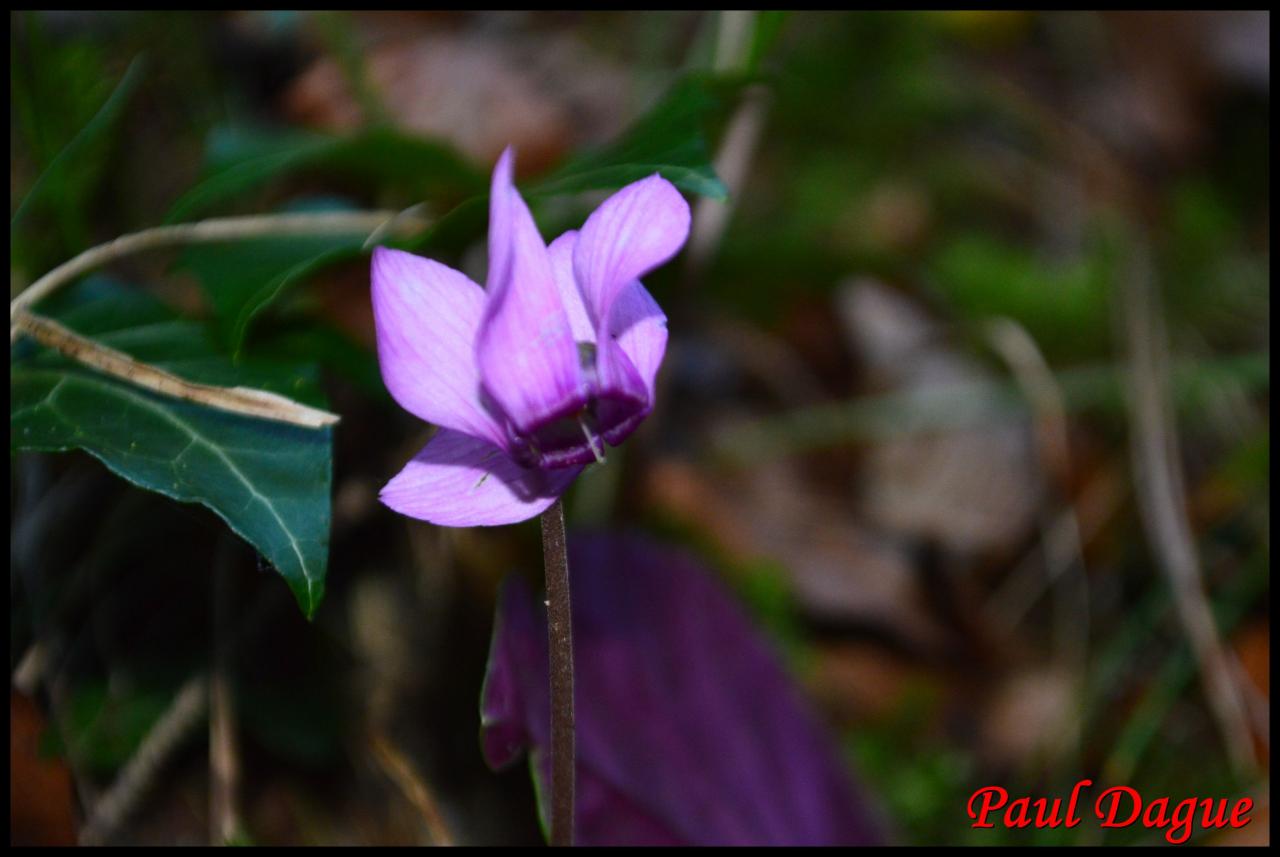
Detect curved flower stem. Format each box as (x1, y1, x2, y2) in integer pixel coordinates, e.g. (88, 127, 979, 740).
(540, 499, 575, 846)
(10, 209, 424, 342)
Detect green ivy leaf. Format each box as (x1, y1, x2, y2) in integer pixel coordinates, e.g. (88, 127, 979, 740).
(162, 73, 732, 350)
(11, 55, 145, 235)
(405, 73, 736, 256)
(531, 73, 734, 200)
(165, 125, 483, 224)
(10, 278, 333, 618)
(176, 200, 368, 355)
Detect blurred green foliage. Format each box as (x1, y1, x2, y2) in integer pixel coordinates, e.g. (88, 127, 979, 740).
(39, 679, 173, 775)
(11, 14, 134, 265)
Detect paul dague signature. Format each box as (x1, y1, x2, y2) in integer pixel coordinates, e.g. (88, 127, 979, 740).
(967, 780, 1253, 844)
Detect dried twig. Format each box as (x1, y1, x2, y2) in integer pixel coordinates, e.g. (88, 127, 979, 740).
(78, 676, 210, 846)
(370, 732, 455, 846)
(210, 537, 241, 845)
(208, 673, 239, 845)
(984, 472, 1121, 635)
(684, 12, 771, 281)
(11, 209, 426, 424)
(983, 317, 1092, 761)
(13, 310, 340, 428)
(1118, 240, 1256, 777)
(10, 210, 415, 333)
(74, 587, 281, 845)
(12, 640, 49, 697)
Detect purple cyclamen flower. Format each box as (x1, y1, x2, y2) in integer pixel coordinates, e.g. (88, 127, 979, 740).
(372, 148, 690, 526)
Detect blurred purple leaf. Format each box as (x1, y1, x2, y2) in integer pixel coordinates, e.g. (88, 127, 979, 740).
(480, 531, 886, 846)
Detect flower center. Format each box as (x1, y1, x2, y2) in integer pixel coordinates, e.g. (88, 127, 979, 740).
(505, 340, 645, 470)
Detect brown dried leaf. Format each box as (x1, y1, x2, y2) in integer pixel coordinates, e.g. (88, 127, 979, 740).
(10, 692, 78, 847)
(838, 279, 1040, 555)
(644, 457, 949, 654)
(285, 28, 630, 175)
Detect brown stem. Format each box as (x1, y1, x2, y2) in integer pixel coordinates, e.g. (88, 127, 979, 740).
(541, 499, 574, 846)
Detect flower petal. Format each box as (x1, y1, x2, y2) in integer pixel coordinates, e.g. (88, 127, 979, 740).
(604, 280, 668, 403)
(371, 246, 505, 448)
(547, 230, 596, 344)
(592, 336, 650, 447)
(552, 229, 667, 440)
(477, 148, 586, 433)
(380, 428, 580, 527)
(572, 174, 690, 334)
(552, 228, 663, 445)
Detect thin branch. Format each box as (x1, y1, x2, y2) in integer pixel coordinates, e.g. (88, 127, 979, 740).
(1118, 239, 1256, 778)
(78, 675, 210, 846)
(74, 587, 281, 845)
(983, 318, 1091, 659)
(11, 209, 429, 423)
(13, 310, 340, 428)
(12, 640, 48, 697)
(208, 672, 239, 845)
(983, 317, 1091, 762)
(984, 474, 1121, 635)
(210, 537, 241, 845)
(684, 11, 771, 282)
(710, 351, 1269, 464)
(541, 499, 575, 847)
(11, 209, 416, 334)
(370, 731, 456, 846)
